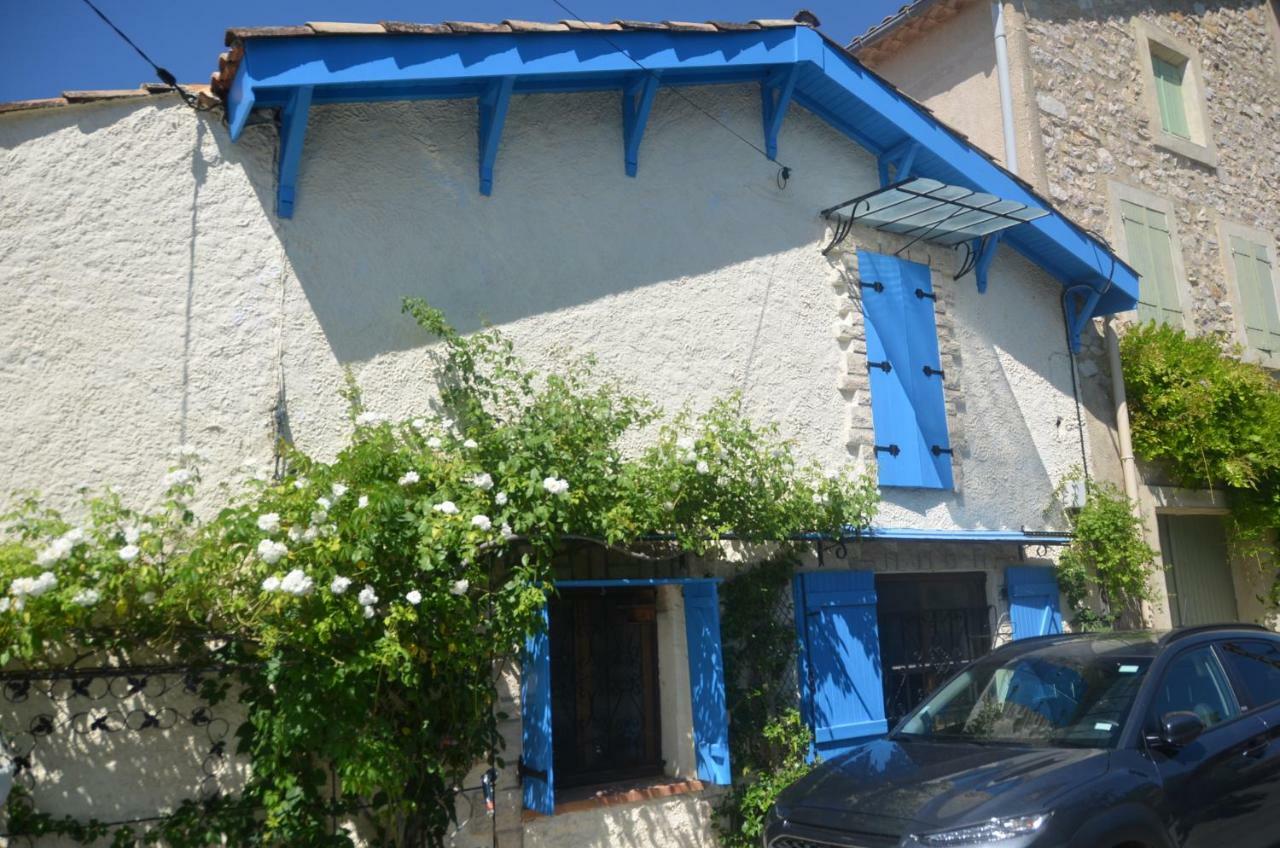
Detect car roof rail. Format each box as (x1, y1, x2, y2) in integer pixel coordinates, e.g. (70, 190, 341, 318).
(1161, 623, 1272, 645)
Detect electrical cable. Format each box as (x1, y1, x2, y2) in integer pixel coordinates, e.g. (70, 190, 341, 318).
(1061, 286, 1093, 485)
(547, 0, 792, 186)
(77, 0, 211, 110)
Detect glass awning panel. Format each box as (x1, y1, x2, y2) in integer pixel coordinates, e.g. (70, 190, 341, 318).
(822, 178, 1050, 248)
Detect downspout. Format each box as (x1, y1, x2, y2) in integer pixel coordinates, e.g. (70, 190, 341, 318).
(1105, 317, 1141, 518)
(991, 1, 1020, 174)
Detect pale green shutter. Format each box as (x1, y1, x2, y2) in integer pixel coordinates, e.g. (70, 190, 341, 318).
(1152, 55, 1191, 140)
(1159, 515, 1238, 626)
(1232, 236, 1280, 356)
(1122, 200, 1182, 326)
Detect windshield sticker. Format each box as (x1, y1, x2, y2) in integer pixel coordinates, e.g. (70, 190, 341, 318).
(1118, 664, 1139, 673)
(1094, 721, 1116, 731)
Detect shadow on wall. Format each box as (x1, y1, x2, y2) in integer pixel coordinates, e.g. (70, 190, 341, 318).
(523, 792, 718, 848)
(214, 89, 827, 364)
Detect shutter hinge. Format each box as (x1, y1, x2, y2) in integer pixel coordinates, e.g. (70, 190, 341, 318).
(914, 288, 937, 301)
(860, 280, 885, 293)
(518, 758, 548, 783)
(867, 360, 893, 374)
(875, 444, 901, 457)
(931, 445, 953, 457)
(922, 365, 945, 378)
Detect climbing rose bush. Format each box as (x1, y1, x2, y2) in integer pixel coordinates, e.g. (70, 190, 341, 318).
(0, 299, 878, 846)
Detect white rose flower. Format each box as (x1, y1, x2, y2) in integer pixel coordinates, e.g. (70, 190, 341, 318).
(450, 579, 469, 596)
(302, 525, 320, 544)
(500, 523, 513, 536)
(36, 536, 74, 566)
(676, 435, 696, 451)
(165, 469, 192, 488)
(405, 589, 422, 605)
(279, 569, 314, 596)
(426, 436, 443, 450)
(123, 525, 141, 545)
(463, 438, 479, 449)
(0, 597, 11, 613)
(141, 592, 157, 606)
(696, 460, 710, 475)
(257, 539, 288, 565)
(331, 482, 348, 499)
(471, 514, 492, 531)
(288, 525, 304, 542)
(355, 411, 386, 427)
(471, 472, 494, 491)
(71, 588, 101, 607)
(542, 477, 570, 495)
(433, 501, 459, 515)
(398, 471, 420, 486)
(316, 497, 332, 512)
(118, 544, 141, 563)
(411, 418, 426, 431)
(357, 495, 369, 509)
(63, 527, 86, 545)
(330, 576, 352, 595)
(261, 575, 282, 592)
(357, 585, 379, 606)
(10, 572, 57, 600)
(256, 513, 281, 533)
(362, 604, 376, 619)
(494, 491, 508, 506)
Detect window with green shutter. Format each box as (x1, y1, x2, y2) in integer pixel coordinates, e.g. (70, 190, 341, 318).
(1151, 53, 1191, 140)
(1120, 199, 1183, 326)
(1230, 235, 1280, 357)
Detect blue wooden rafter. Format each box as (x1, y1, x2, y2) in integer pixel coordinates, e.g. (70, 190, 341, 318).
(877, 139, 919, 187)
(760, 64, 798, 161)
(276, 85, 313, 219)
(973, 232, 1002, 294)
(622, 73, 660, 177)
(1063, 284, 1104, 353)
(478, 76, 515, 196)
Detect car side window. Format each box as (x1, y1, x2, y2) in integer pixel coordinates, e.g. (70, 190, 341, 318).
(1219, 640, 1280, 708)
(1149, 646, 1240, 731)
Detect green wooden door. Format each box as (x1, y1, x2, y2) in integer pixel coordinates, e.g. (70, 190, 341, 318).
(1159, 514, 1238, 626)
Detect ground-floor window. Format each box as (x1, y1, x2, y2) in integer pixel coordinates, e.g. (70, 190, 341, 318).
(1158, 513, 1238, 626)
(875, 572, 992, 726)
(549, 588, 663, 788)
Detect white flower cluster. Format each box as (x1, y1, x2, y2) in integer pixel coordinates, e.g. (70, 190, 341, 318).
(405, 589, 422, 605)
(696, 460, 710, 475)
(676, 435, 699, 464)
(358, 585, 378, 618)
(123, 525, 141, 545)
(355, 411, 387, 427)
(330, 576, 352, 595)
(165, 469, 193, 489)
(463, 438, 479, 450)
(357, 495, 369, 509)
(471, 472, 494, 491)
(9, 571, 57, 604)
(262, 568, 314, 596)
(257, 513, 281, 533)
(494, 491, 508, 506)
(471, 514, 492, 531)
(36, 527, 85, 567)
(426, 436, 443, 450)
(433, 501, 459, 515)
(71, 588, 101, 607)
(118, 544, 140, 562)
(331, 482, 348, 499)
(257, 539, 288, 565)
(450, 579, 469, 596)
(542, 477, 570, 496)
(399, 471, 420, 486)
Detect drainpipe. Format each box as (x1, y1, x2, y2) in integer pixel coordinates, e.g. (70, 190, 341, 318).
(1105, 317, 1141, 518)
(991, 1, 1020, 175)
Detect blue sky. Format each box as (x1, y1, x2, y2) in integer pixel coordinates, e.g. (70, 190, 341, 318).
(0, 0, 902, 102)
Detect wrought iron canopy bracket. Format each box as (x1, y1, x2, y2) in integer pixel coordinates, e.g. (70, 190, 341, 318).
(953, 232, 1004, 293)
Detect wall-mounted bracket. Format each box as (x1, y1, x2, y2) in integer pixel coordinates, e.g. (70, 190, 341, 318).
(478, 76, 515, 196)
(954, 232, 1004, 293)
(276, 85, 313, 219)
(877, 139, 919, 187)
(1063, 284, 1103, 353)
(760, 64, 799, 161)
(622, 72, 661, 177)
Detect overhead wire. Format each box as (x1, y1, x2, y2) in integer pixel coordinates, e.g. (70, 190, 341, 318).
(77, 0, 212, 110)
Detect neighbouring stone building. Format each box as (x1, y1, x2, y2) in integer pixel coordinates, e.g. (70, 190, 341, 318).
(0, 11, 1219, 847)
(853, 0, 1280, 631)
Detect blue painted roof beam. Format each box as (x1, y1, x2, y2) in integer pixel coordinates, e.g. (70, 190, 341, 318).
(878, 139, 919, 187)
(760, 64, 798, 160)
(622, 73, 660, 177)
(478, 76, 514, 195)
(276, 84, 312, 218)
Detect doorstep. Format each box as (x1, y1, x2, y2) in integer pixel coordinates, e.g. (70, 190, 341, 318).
(521, 776, 710, 820)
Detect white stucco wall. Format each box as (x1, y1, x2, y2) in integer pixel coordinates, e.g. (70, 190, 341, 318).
(0, 84, 1091, 534)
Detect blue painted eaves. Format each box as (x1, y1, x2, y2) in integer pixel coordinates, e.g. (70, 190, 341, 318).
(221, 23, 1138, 315)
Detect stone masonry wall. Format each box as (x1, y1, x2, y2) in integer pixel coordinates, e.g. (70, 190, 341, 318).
(1023, 0, 1280, 339)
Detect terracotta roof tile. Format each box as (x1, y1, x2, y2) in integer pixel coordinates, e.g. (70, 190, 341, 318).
(660, 21, 719, 32)
(613, 20, 669, 31)
(559, 20, 624, 31)
(0, 85, 212, 116)
(306, 21, 386, 34)
(502, 20, 571, 32)
(224, 25, 313, 46)
(442, 21, 513, 34)
(379, 22, 452, 34)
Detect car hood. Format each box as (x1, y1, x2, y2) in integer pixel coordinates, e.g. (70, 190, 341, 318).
(775, 737, 1109, 836)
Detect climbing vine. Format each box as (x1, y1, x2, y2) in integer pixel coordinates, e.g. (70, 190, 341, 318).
(714, 556, 815, 848)
(1121, 322, 1280, 593)
(1, 299, 878, 846)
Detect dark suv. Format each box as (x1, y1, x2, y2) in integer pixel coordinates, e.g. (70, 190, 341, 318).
(766, 625, 1280, 848)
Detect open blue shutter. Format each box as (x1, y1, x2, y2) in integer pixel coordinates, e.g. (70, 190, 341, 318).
(1007, 566, 1063, 639)
(683, 582, 731, 784)
(520, 605, 554, 814)
(794, 571, 887, 758)
(856, 250, 953, 489)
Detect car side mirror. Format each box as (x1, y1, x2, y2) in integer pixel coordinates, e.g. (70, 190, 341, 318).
(1156, 711, 1205, 748)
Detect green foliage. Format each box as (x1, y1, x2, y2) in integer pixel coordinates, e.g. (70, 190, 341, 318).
(1, 301, 878, 847)
(1121, 322, 1280, 565)
(1057, 478, 1159, 630)
(715, 557, 815, 848)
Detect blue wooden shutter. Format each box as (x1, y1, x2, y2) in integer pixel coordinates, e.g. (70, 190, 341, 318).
(1006, 566, 1064, 639)
(794, 571, 887, 758)
(856, 250, 953, 489)
(520, 605, 554, 814)
(683, 582, 731, 784)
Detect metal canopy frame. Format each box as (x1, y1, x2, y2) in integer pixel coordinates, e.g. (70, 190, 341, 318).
(223, 24, 1139, 317)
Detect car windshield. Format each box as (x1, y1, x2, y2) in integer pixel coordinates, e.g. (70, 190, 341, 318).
(894, 649, 1152, 748)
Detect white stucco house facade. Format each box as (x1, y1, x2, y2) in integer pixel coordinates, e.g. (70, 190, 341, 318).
(0, 14, 1147, 847)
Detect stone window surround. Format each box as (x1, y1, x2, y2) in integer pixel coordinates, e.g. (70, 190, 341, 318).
(1216, 217, 1280, 368)
(1106, 180, 1194, 332)
(1132, 18, 1219, 169)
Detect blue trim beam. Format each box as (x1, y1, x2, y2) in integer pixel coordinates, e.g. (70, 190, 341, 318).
(478, 76, 514, 195)
(622, 73, 660, 177)
(973, 232, 1002, 294)
(760, 63, 798, 161)
(276, 84, 313, 219)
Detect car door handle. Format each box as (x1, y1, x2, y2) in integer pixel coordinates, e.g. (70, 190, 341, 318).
(1243, 738, 1269, 759)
